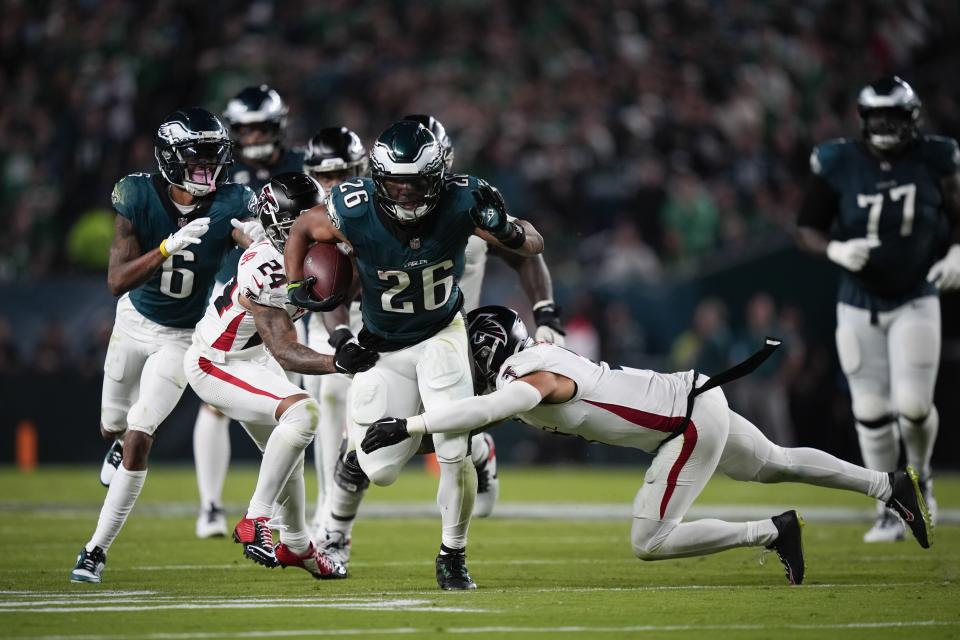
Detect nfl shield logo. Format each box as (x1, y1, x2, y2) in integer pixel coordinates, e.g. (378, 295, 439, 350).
(409, 237, 421, 250)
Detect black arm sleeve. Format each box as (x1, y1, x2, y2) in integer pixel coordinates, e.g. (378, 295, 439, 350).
(797, 174, 840, 232)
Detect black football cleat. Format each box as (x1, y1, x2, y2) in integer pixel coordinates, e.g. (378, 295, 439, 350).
(886, 467, 932, 549)
(435, 552, 477, 590)
(70, 546, 106, 583)
(767, 510, 805, 585)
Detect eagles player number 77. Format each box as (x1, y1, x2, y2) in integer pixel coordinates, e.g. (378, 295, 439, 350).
(796, 76, 960, 543)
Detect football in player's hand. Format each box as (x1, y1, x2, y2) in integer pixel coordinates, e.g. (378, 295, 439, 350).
(303, 243, 353, 304)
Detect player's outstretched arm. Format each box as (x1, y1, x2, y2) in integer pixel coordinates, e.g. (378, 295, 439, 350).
(361, 375, 556, 454)
(246, 299, 377, 375)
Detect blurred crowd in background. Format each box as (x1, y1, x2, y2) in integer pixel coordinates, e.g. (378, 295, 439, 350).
(2, 0, 960, 458)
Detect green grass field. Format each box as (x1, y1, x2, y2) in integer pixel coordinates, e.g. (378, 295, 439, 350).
(2, 464, 958, 639)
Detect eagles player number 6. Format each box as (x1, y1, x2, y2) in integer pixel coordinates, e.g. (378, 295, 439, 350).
(160, 251, 196, 298)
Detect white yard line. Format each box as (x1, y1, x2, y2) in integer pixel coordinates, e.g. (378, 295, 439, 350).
(4, 501, 959, 523)
(20, 620, 958, 640)
(1, 580, 941, 609)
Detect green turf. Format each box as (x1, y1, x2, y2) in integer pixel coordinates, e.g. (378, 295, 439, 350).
(1, 465, 958, 639)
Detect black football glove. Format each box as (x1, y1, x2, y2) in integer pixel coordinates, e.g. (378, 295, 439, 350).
(287, 278, 345, 312)
(333, 341, 378, 375)
(533, 302, 566, 344)
(328, 326, 354, 352)
(361, 417, 410, 453)
(469, 182, 525, 249)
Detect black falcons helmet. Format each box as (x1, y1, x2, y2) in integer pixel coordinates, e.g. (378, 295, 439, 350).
(403, 114, 454, 171)
(857, 76, 921, 155)
(466, 305, 532, 394)
(303, 127, 369, 180)
(369, 120, 445, 224)
(223, 85, 289, 161)
(155, 107, 232, 197)
(257, 172, 325, 253)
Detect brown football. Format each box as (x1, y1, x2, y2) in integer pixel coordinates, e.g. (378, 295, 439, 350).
(303, 243, 353, 303)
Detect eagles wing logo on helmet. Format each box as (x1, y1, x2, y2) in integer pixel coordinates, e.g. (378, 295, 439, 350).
(158, 121, 224, 145)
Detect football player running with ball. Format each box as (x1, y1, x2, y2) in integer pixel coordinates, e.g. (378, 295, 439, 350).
(285, 120, 545, 590)
(796, 77, 960, 542)
(71, 108, 261, 584)
(184, 172, 377, 578)
(191, 85, 307, 539)
(303, 117, 564, 569)
(361, 306, 932, 586)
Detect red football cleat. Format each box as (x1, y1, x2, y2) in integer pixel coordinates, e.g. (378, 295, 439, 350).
(275, 542, 347, 580)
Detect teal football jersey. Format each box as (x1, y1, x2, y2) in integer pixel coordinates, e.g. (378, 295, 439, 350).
(110, 173, 257, 327)
(215, 148, 305, 283)
(327, 175, 480, 344)
(812, 135, 959, 309)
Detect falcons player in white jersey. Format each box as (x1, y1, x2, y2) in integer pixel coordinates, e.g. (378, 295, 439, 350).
(301, 117, 565, 568)
(361, 306, 932, 585)
(184, 172, 377, 579)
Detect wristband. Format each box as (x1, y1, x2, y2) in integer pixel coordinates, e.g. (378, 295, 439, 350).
(500, 222, 526, 249)
(159, 239, 172, 258)
(406, 415, 427, 435)
(532, 299, 555, 312)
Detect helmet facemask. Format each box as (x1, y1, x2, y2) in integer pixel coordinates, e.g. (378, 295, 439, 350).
(303, 127, 369, 190)
(370, 121, 446, 225)
(223, 86, 289, 162)
(179, 142, 231, 196)
(155, 108, 233, 197)
(860, 108, 917, 155)
(373, 171, 444, 224)
(234, 122, 283, 161)
(857, 77, 921, 157)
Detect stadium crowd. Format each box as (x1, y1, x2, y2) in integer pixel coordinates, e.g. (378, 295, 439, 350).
(3, 0, 958, 280)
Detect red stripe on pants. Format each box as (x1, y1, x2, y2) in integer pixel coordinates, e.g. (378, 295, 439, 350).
(659, 421, 698, 519)
(197, 356, 283, 400)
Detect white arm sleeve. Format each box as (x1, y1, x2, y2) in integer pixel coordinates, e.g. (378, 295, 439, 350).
(406, 381, 543, 435)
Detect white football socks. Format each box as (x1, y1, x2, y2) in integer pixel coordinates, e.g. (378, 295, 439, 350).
(248, 399, 318, 519)
(87, 466, 147, 552)
(631, 517, 779, 559)
(193, 406, 231, 510)
(275, 459, 310, 555)
(437, 458, 477, 550)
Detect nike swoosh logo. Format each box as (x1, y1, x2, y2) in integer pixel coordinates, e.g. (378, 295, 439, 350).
(893, 499, 915, 522)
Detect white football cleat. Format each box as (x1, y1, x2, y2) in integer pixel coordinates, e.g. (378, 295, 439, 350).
(196, 503, 228, 538)
(863, 508, 905, 543)
(317, 528, 352, 568)
(473, 433, 499, 518)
